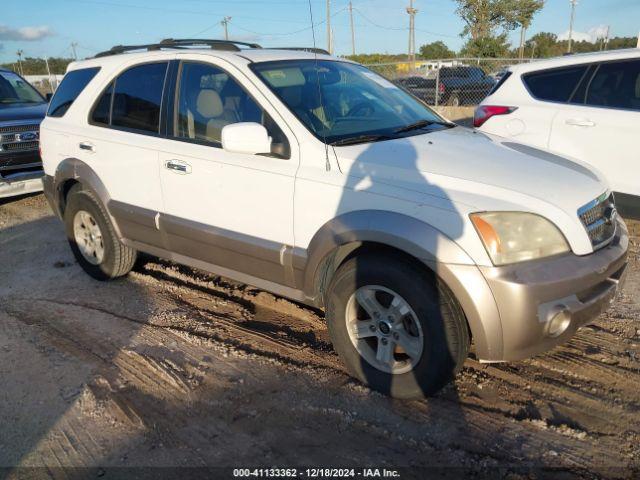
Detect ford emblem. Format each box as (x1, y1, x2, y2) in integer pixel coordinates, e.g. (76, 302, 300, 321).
(18, 132, 38, 142)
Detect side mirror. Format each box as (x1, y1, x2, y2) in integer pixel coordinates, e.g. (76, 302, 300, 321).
(46, 93, 53, 102)
(221, 122, 272, 156)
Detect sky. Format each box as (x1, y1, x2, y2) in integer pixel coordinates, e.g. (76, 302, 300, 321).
(1, 0, 639, 64)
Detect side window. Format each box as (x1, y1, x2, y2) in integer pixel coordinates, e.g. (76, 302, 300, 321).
(174, 61, 289, 157)
(585, 60, 640, 111)
(47, 67, 100, 118)
(91, 82, 113, 125)
(523, 65, 588, 103)
(111, 62, 168, 134)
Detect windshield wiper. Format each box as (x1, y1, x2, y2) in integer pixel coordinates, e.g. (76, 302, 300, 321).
(330, 134, 393, 146)
(394, 119, 453, 133)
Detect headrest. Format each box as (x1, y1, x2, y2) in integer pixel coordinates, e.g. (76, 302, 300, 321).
(197, 89, 223, 118)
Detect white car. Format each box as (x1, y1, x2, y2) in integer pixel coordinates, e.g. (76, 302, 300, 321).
(40, 39, 628, 398)
(475, 49, 640, 219)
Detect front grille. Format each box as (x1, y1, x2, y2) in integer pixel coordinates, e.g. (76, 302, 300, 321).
(0, 124, 40, 154)
(578, 193, 617, 249)
(2, 140, 39, 152)
(0, 124, 39, 134)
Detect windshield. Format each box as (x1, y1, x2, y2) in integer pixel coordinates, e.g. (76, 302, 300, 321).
(0, 71, 45, 105)
(251, 60, 448, 145)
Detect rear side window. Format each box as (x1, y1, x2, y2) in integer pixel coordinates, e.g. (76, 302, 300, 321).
(585, 59, 640, 111)
(488, 71, 512, 96)
(47, 67, 100, 117)
(523, 65, 588, 103)
(110, 62, 168, 134)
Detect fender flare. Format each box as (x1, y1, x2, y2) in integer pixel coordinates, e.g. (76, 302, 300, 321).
(51, 157, 123, 237)
(300, 210, 503, 360)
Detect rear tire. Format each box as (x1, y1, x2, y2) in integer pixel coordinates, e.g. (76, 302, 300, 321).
(325, 253, 469, 399)
(64, 185, 137, 281)
(447, 94, 460, 107)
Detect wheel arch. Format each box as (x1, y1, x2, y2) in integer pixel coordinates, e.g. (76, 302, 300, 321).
(52, 158, 123, 238)
(301, 210, 504, 360)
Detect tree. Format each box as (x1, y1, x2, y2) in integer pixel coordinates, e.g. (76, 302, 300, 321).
(514, 0, 544, 57)
(525, 32, 561, 58)
(419, 41, 455, 59)
(460, 34, 511, 57)
(454, 0, 517, 41)
(454, 0, 543, 58)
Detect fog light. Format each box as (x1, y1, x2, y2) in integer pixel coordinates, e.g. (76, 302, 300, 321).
(548, 309, 572, 338)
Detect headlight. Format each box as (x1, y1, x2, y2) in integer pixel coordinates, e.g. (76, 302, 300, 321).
(470, 212, 570, 266)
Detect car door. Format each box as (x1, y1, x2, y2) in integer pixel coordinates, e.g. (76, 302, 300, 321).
(84, 59, 171, 248)
(156, 57, 299, 287)
(549, 58, 640, 198)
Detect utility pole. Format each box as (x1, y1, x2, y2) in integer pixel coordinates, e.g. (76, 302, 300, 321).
(567, 0, 578, 54)
(519, 26, 527, 59)
(221, 16, 232, 41)
(44, 57, 54, 93)
(71, 42, 78, 60)
(406, 0, 418, 70)
(16, 50, 24, 76)
(349, 1, 356, 56)
(531, 40, 537, 59)
(326, 0, 332, 54)
(602, 25, 610, 51)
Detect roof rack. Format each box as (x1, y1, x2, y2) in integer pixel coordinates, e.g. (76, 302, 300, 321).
(94, 38, 262, 58)
(93, 38, 333, 59)
(270, 47, 331, 55)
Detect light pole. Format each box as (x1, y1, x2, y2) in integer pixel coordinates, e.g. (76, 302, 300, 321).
(221, 17, 232, 40)
(16, 50, 24, 75)
(567, 0, 578, 54)
(349, 1, 356, 56)
(406, 0, 418, 69)
(326, 0, 332, 54)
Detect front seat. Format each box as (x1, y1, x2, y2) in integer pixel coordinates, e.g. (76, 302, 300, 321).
(187, 89, 230, 143)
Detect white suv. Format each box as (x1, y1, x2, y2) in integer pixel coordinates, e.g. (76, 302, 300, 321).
(40, 39, 628, 398)
(475, 49, 640, 219)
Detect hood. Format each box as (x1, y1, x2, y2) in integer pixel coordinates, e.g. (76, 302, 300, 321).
(333, 126, 605, 215)
(0, 102, 47, 123)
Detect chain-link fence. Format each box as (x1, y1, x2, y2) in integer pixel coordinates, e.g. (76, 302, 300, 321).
(368, 58, 534, 109)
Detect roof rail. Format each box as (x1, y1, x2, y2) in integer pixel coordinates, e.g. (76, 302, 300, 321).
(270, 47, 331, 55)
(94, 38, 262, 58)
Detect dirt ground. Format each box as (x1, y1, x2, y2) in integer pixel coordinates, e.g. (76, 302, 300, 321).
(1, 194, 639, 479)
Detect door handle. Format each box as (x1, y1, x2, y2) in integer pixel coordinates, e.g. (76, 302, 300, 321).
(79, 142, 95, 152)
(565, 118, 596, 127)
(165, 159, 192, 174)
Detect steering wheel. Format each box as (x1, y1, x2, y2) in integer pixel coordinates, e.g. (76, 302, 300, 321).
(346, 102, 375, 117)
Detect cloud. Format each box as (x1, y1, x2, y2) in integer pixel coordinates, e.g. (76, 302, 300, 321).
(558, 25, 610, 43)
(0, 25, 53, 41)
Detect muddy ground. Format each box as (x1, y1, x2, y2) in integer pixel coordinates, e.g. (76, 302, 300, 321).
(0, 194, 639, 479)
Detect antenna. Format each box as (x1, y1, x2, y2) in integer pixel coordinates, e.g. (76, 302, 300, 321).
(308, 0, 331, 172)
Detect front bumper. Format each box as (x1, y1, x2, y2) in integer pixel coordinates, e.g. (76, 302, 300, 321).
(445, 217, 629, 363)
(477, 217, 629, 361)
(0, 170, 43, 199)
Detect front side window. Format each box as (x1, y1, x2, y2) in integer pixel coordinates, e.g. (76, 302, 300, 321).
(174, 61, 289, 157)
(47, 67, 99, 117)
(251, 60, 446, 145)
(110, 62, 168, 133)
(585, 59, 640, 111)
(523, 65, 588, 103)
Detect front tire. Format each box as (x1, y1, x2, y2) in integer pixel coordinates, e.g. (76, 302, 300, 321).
(64, 185, 137, 281)
(325, 253, 469, 398)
